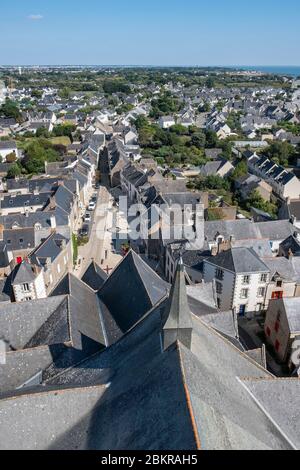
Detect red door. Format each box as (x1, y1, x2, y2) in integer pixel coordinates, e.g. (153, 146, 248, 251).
(272, 291, 283, 300)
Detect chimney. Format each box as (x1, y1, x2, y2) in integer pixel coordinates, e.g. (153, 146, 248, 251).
(50, 215, 57, 229)
(211, 245, 218, 256)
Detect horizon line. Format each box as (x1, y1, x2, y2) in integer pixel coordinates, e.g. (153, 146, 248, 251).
(1, 64, 300, 67)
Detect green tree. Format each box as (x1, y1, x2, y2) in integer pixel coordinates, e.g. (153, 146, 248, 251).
(247, 190, 278, 218)
(231, 159, 248, 180)
(265, 141, 295, 167)
(0, 99, 22, 122)
(7, 163, 22, 179)
(205, 129, 218, 148)
(59, 87, 72, 99)
(22, 139, 60, 174)
(191, 132, 206, 149)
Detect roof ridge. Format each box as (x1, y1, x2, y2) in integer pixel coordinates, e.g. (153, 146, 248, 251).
(192, 313, 275, 377)
(0, 383, 107, 404)
(237, 377, 297, 450)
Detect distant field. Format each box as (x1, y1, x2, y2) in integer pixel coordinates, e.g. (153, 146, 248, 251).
(50, 136, 71, 146)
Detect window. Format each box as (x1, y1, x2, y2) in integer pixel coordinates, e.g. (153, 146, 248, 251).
(215, 268, 224, 281)
(22, 283, 30, 292)
(217, 298, 221, 309)
(276, 280, 283, 288)
(216, 281, 223, 295)
(7, 240, 11, 245)
(19, 238, 24, 244)
(243, 275, 250, 284)
(257, 287, 265, 298)
(260, 273, 268, 283)
(241, 288, 249, 299)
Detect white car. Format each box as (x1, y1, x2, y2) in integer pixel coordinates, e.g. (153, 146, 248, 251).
(88, 202, 96, 211)
(84, 212, 91, 222)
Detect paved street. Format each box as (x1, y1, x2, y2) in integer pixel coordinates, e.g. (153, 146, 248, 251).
(74, 171, 123, 279)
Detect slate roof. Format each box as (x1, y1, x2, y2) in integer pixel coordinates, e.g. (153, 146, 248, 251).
(11, 260, 38, 285)
(241, 378, 300, 449)
(0, 212, 55, 230)
(53, 185, 75, 214)
(0, 141, 17, 150)
(279, 235, 300, 256)
(282, 298, 300, 333)
(2, 227, 35, 252)
(205, 247, 270, 274)
(204, 219, 296, 247)
(0, 193, 51, 210)
(0, 250, 298, 449)
(0, 277, 12, 303)
(98, 250, 169, 333)
(0, 295, 69, 351)
(0, 306, 296, 449)
(30, 233, 69, 266)
(163, 260, 193, 333)
(81, 261, 108, 290)
(50, 274, 106, 349)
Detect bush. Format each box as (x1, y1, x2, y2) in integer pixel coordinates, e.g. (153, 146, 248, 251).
(5, 152, 17, 163)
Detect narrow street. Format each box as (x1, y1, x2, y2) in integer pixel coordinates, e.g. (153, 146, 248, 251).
(74, 155, 123, 279)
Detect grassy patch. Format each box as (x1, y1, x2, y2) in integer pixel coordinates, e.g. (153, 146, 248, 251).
(50, 136, 71, 146)
(72, 233, 78, 266)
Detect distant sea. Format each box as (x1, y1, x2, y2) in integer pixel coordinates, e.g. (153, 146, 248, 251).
(231, 66, 300, 78)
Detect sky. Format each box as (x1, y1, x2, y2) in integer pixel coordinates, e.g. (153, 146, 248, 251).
(1, 0, 300, 66)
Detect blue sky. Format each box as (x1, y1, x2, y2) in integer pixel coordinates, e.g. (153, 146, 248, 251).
(1, 0, 300, 65)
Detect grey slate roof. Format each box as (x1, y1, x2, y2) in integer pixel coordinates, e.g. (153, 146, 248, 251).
(3, 227, 35, 252)
(0, 252, 298, 450)
(162, 260, 193, 350)
(98, 250, 169, 333)
(241, 378, 300, 449)
(0, 295, 69, 350)
(282, 297, 300, 333)
(50, 273, 106, 349)
(11, 261, 38, 285)
(30, 233, 69, 266)
(81, 261, 108, 290)
(0, 193, 51, 210)
(0, 307, 295, 450)
(205, 247, 270, 274)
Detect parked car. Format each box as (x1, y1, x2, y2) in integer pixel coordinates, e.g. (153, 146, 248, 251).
(84, 212, 91, 222)
(88, 201, 96, 211)
(79, 224, 89, 237)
